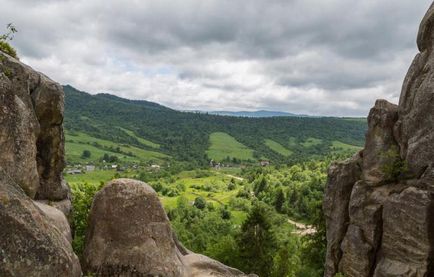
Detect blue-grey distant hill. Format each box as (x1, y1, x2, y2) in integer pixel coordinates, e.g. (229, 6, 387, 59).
(204, 110, 308, 118)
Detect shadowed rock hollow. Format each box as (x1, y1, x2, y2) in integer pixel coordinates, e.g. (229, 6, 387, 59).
(323, 3, 434, 277)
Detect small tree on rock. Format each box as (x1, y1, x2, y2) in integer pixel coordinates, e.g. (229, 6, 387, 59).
(0, 23, 18, 59)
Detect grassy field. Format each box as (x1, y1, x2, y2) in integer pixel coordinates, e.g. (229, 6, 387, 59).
(157, 170, 247, 225)
(215, 167, 243, 175)
(159, 172, 240, 209)
(119, 127, 160, 149)
(65, 170, 118, 185)
(331, 140, 362, 153)
(264, 139, 293, 157)
(65, 131, 168, 164)
(206, 132, 255, 162)
(343, 117, 367, 123)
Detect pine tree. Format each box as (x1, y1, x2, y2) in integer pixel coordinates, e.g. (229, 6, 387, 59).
(274, 188, 285, 213)
(236, 202, 276, 277)
(254, 174, 267, 196)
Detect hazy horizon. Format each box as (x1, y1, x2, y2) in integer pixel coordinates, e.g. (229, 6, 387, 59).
(2, 0, 432, 116)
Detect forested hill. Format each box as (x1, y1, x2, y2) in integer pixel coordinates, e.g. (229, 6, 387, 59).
(64, 85, 367, 166)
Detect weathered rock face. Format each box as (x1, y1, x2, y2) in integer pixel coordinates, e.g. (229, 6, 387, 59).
(83, 179, 254, 277)
(33, 74, 68, 201)
(323, 4, 434, 277)
(0, 52, 68, 201)
(0, 52, 79, 275)
(363, 100, 398, 184)
(0, 170, 81, 277)
(0, 61, 40, 198)
(35, 201, 73, 243)
(323, 153, 362, 275)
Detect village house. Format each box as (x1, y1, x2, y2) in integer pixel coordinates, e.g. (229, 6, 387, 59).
(66, 169, 82, 175)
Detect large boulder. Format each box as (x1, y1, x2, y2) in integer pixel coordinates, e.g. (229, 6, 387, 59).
(182, 253, 250, 277)
(83, 178, 185, 276)
(35, 201, 73, 243)
(0, 170, 81, 277)
(83, 179, 253, 277)
(323, 3, 434, 277)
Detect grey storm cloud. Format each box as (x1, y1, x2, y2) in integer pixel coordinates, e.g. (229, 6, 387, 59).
(0, 0, 432, 116)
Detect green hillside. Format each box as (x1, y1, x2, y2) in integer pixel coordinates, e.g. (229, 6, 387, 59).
(207, 132, 255, 162)
(65, 131, 168, 164)
(64, 85, 367, 165)
(264, 139, 293, 157)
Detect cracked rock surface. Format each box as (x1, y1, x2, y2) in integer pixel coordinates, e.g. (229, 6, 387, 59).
(323, 4, 434, 277)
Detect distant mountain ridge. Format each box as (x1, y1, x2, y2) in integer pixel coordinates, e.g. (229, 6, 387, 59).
(188, 110, 308, 118)
(63, 85, 367, 166)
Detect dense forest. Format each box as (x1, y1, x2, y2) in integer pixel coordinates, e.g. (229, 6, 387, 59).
(69, 154, 345, 277)
(64, 85, 367, 166)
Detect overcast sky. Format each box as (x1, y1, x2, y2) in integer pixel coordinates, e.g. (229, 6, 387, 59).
(1, 0, 432, 116)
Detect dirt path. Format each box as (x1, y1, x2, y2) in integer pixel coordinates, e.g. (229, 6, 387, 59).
(225, 174, 244, 181)
(288, 219, 316, 236)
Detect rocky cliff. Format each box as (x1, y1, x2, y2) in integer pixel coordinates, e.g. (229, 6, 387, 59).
(0, 52, 80, 276)
(323, 4, 434, 277)
(0, 51, 253, 276)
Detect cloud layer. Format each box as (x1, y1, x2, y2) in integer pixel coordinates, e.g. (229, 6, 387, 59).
(1, 0, 431, 116)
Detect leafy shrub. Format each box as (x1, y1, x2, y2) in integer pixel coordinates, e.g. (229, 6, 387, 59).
(229, 197, 251, 212)
(194, 170, 212, 178)
(191, 184, 202, 190)
(381, 146, 408, 181)
(0, 24, 18, 59)
(0, 41, 17, 59)
(161, 187, 180, 197)
(227, 182, 236, 191)
(220, 208, 231, 220)
(81, 150, 91, 159)
(176, 183, 186, 192)
(193, 196, 207, 209)
(150, 181, 163, 192)
(236, 188, 251, 199)
(70, 182, 104, 256)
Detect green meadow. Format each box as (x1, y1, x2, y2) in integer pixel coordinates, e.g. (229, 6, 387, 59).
(206, 132, 255, 161)
(65, 131, 167, 164)
(264, 139, 293, 157)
